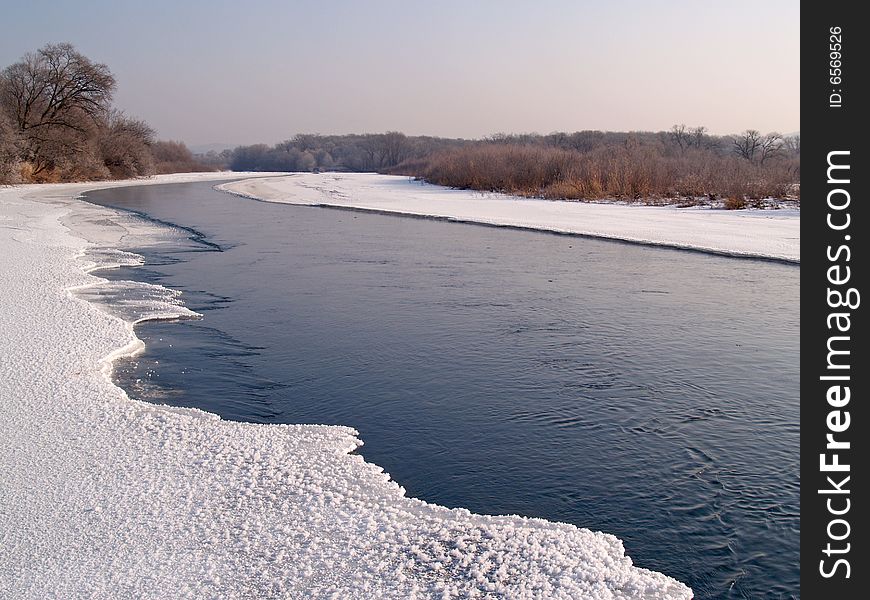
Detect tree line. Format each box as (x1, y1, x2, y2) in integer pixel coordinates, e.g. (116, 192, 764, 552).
(3, 44, 800, 207)
(387, 128, 800, 207)
(222, 132, 464, 173)
(226, 127, 799, 206)
(0, 43, 209, 184)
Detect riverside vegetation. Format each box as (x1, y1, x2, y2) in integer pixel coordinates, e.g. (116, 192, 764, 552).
(2, 44, 799, 209)
(228, 129, 799, 209)
(0, 43, 210, 183)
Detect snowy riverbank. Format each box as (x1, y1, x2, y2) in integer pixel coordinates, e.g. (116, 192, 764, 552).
(1, 173, 691, 598)
(221, 173, 800, 263)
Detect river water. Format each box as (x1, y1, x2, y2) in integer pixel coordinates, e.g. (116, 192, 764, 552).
(85, 181, 799, 599)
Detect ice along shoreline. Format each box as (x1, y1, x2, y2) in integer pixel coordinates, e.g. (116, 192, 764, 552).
(220, 172, 800, 264)
(1, 173, 692, 598)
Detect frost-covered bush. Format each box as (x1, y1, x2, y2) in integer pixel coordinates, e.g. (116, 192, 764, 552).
(0, 110, 22, 184)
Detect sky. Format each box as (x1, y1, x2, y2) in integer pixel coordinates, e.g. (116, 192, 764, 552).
(0, 0, 800, 147)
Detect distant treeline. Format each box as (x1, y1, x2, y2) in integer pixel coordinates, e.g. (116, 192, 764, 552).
(224, 128, 799, 206)
(0, 43, 211, 184)
(222, 133, 465, 173)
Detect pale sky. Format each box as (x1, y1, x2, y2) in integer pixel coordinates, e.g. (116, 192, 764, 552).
(0, 0, 799, 146)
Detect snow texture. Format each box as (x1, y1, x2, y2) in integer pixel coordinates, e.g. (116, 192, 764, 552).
(0, 173, 692, 599)
(221, 172, 799, 263)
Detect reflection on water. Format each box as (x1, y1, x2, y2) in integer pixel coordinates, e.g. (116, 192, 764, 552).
(86, 182, 799, 600)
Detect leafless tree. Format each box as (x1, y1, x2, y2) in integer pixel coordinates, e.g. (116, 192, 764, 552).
(289, 133, 323, 153)
(378, 131, 410, 167)
(99, 110, 155, 178)
(150, 140, 209, 173)
(783, 134, 800, 156)
(356, 132, 409, 169)
(732, 130, 762, 162)
(757, 132, 783, 165)
(0, 109, 22, 183)
(1, 43, 115, 131)
(1, 43, 116, 176)
(668, 124, 689, 150)
(358, 135, 381, 170)
(689, 126, 708, 148)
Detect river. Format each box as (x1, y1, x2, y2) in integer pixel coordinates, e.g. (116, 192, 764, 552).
(85, 181, 799, 599)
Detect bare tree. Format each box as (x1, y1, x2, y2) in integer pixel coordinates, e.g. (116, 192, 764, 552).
(150, 140, 205, 173)
(732, 129, 762, 162)
(668, 124, 689, 150)
(0, 109, 22, 183)
(783, 134, 800, 156)
(757, 132, 783, 165)
(379, 131, 409, 167)
(358, 135, 381, 170)
(2, 43, 115, 132)
(289, 133, 323, 153)
(1, 43, 116, 176)
(689, 126, 708, 148)
(99, 110, 155, 178)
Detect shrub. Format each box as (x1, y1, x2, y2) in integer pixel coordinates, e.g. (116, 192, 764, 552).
(724, 197, 748, 210)
(151, 140, 212, 174)
(391, 139, 799, 206)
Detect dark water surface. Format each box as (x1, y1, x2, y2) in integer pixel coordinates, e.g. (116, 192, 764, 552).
(85, 182, 799, 599)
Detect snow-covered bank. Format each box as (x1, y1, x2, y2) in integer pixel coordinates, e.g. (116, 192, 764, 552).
(1, 174, 691, 599)
(221, 173, 800, 263)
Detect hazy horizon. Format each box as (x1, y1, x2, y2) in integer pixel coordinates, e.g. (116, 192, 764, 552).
(1, 0, 799, 146)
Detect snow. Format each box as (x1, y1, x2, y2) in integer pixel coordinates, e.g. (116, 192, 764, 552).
(220, 172, 800, 263)
(0, 173, 692, 599)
